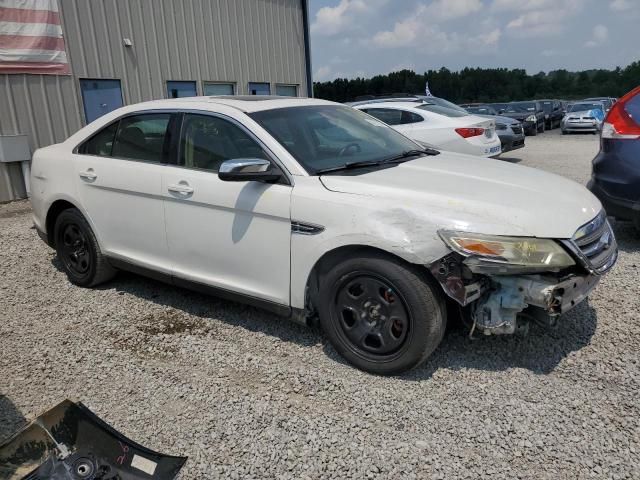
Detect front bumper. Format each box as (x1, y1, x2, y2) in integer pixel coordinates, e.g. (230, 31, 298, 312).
(562, 121, 600, 132)
(499, 133, 525, 153)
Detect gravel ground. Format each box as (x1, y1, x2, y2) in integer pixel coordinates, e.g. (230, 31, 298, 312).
(1, 129, 639, 479)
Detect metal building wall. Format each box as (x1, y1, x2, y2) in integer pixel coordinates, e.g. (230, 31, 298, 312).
(0, 0, 309, 152)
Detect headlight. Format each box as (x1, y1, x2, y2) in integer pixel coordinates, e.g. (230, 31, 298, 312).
(526, 115, 537, 122)
(438, 231, 575, 272)
(496, 123, 507, 130)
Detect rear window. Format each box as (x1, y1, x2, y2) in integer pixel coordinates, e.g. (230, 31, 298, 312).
(416, 104, 468, 117)
(364, 108, 423, 125)
(624, 94, 640, 122)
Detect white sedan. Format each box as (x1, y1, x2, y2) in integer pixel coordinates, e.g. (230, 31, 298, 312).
(353, 100, 502, 157)
(31, 96, 615, 375)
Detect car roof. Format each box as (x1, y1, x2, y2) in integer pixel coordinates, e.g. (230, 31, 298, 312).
(122, 96, 336, 113)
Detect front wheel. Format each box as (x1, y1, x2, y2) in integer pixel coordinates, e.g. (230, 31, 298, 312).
(317, 251, 446, 375)
(54, 208, 116, 287)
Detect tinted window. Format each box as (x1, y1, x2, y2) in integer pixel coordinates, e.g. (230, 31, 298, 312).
(179, 114, 267, 172)
(504, 102, 537, 113)
(569, 103, 604, 113)
(417, 104, 468, 117)
(204, 83, 234, 95)
(80, 121, 118, 156)
(276, 84, 297, 97)
(250, 105, 421, 174)
(112, 114, 171, 162)
(364, 108, 403, 125)
(624, 93, 640, 124)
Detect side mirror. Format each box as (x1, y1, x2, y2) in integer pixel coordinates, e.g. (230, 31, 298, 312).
(218, 158, 281, 183)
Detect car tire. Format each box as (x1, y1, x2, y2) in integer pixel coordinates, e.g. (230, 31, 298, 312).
(561, 129, 567, 135)
(530, 126, 538, 136)
(317, 251, 446, 375)
(539, 121, 545, 133)
(54, 208, 116, 287)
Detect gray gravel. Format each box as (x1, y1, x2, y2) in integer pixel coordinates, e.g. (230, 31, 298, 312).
(1, 129, 640, 479)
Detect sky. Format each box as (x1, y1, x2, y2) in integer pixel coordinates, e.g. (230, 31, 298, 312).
(309, 0, 640, 81)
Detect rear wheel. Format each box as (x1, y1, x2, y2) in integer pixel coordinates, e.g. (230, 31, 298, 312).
(318, 251, 446, 375)
(54, 208, 116, 287)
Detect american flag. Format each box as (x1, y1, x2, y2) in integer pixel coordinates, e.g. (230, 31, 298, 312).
(0, 0, 70, 74)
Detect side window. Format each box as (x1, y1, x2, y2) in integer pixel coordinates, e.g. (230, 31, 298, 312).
(79, 121, 119, 156)
(179, 114, 267, 172)
(365, 108, 403, 126)
(400, 110, 424, 124)
(111, 114, 172, 162)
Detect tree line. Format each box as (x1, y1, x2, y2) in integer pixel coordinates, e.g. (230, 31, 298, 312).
(313, 61, 640, 103)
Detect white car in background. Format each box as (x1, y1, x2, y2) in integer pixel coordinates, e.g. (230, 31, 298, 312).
(353, 100, 502, 157)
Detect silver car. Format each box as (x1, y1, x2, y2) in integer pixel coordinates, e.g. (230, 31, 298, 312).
(561, 101, 606, 134)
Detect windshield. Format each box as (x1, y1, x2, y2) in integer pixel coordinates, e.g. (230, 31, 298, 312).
(504, 102, 537, 113)
(569, 103, 604, 113)
(416, 104, 468, 117)
(249, 105, 421, 174)
(541, 101, 554, 113)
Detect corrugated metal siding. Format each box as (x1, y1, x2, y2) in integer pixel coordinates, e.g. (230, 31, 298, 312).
(0, 0, 308, 151)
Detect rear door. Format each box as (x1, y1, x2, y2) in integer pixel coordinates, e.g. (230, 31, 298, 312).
(162, 112, 292, 305)
(73, 112, 176, 273)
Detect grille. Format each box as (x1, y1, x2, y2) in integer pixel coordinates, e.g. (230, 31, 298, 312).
(566, 212, 618, 274)
(511, 125, 523, 134)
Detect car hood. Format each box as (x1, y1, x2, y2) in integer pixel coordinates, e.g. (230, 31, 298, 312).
(319, 153, 602, 239)
(499, 112, 536, 121)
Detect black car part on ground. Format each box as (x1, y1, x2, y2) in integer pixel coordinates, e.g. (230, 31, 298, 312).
(0, 400, 187, 480)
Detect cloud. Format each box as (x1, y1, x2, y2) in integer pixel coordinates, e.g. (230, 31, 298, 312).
(421, 0, 484, 21)
(585, 24, 608, 47)
(505, 0, 582, 37)
(314, 65, 332, 81)
(311, 0, 373, 36)
(610, 0, 634, 11)
(491, 0, 557, 10)
(370, 0, 488, 50)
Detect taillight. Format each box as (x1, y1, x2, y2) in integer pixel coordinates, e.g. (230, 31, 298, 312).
(602, 86, 640, 139)
(455, 127, 484, 138)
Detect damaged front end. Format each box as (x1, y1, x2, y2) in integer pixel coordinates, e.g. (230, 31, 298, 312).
(430, 214, 617, 335)
(0, 400, 186, 480)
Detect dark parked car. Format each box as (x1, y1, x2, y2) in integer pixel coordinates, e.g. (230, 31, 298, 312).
(539, 99, 563, 129)
(489, 103, 509, 114)
(499, 101, 545, 135)
(462, 104, 526, 153)
(461, 104, 499, 115)
(588, 86, 640, 232)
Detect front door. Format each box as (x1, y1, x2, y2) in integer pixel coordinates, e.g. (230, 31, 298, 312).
(162, 113, 292, 305)
(73, 112, 175, 273)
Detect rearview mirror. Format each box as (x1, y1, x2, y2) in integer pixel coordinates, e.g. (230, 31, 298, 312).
(218, 158, 282, 183)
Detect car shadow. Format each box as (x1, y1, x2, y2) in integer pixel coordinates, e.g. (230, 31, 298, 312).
(321, 299, 598, 380)
(0, 394, 27, 444)
(498, 155, 522, 163)
(50, 257, 598, 379)
(612, 220, 639, 253)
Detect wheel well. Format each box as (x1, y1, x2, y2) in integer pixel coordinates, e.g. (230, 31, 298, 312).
(304, 245, 419, 319)
(45, 200, 77, 247)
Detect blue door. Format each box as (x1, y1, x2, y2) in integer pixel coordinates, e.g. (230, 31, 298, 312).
(167, 81, 197, 98)
(80, 79, 123, 124)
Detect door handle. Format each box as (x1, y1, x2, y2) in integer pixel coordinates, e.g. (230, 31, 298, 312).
(168, 184, 194, 194)
(79, 170, 97, 181)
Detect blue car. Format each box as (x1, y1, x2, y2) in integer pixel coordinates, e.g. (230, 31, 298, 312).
(588, 86, 640, 231)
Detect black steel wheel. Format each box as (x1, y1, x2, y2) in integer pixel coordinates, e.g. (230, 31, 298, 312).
(54, 208, 116, 287)
(318, 250, 446, 375)
(334, 274, 411, 357)
(60, 223, 91, 276)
